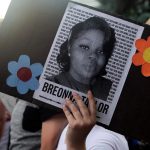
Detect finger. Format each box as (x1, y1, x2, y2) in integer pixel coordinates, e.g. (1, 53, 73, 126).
(63, 104, 74, 124)
(65, 99, 82, 120)
(73, 92, 89, 117)
(87, 90, 96, 116)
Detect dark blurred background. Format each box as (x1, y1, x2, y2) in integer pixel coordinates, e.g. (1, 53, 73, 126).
(1, 0, 150, 25)
(73, 0, 150, 23)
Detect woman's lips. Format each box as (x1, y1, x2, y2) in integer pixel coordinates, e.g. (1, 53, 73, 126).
(84, 62, 96, 72)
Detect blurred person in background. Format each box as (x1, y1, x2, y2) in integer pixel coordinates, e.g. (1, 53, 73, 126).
(0, 100, 11, 150)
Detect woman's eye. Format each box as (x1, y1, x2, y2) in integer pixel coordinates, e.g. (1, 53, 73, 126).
(79, 45, 89, 50)
(97, 50, 104, 55)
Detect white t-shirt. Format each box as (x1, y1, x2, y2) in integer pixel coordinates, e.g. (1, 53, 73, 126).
(57, 125, 129, 150)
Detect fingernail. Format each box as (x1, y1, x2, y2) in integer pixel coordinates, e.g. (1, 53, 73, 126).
(65, 98, 70, 103)
(62, 104, 66, 108)
(65, 98, 69, 101)
(62, 105, 67, 111)
(72, 92, 78, 97)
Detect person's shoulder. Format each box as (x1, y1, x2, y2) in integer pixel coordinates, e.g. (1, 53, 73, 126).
(85, 125, 129, 150)
(57, 125, 129, 150)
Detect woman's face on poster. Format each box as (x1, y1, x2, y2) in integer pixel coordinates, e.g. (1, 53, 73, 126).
(69, 29, 106, 80)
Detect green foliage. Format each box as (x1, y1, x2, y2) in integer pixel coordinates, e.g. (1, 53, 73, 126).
(124, 0, 150, 23)
(98, 0, 150, 23)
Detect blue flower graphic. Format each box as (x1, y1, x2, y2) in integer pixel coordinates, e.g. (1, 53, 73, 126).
(6, 55, 43, 94)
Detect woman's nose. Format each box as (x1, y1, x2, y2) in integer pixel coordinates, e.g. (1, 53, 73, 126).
(88, 53, 97, 60)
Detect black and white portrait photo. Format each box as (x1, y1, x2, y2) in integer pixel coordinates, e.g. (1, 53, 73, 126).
(47, 17, 116, 101)
(32, 1, 145, 125)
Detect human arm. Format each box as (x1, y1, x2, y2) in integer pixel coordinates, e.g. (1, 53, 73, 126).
(40, 112, 67, 150)
(63, 91, 96, 150)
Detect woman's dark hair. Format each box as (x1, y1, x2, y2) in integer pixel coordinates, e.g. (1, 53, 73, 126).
(57, 16, 116, 75)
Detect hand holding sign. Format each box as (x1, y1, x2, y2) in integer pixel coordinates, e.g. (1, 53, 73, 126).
(63, 91, 96, 150)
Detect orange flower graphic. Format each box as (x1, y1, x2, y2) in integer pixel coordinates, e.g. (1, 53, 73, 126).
(132, 36, 150, 77)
